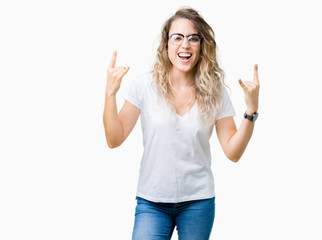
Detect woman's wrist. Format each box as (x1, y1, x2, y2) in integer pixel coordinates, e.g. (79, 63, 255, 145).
(105, 91, 116, 100)
(245, 108, 258, 115)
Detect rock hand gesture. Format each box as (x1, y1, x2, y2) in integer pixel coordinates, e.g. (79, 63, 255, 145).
(238, 64, 260, 115)
(105, 50, 130, 98)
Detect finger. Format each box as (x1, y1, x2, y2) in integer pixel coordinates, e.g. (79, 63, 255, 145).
(253, 64, 259, 85)
(113, 66, 128, 72)
(243, 81, 256, 89)
(108, 50, 117, 69)
(238, 79, 246, 89)
(114, 66, 129, 79)
(112, 66, 129, 76)
(117, 66, 130, 79)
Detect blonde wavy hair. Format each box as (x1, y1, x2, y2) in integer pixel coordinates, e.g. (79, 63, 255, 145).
(153, 7, 226, 126)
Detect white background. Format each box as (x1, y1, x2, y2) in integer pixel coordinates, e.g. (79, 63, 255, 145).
(1, 0, 321, 239)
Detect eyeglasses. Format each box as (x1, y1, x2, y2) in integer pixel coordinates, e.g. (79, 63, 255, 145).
(168, 33, 203, 46)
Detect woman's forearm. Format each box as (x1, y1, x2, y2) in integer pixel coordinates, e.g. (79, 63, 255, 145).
(225, 117, 255, 162)
(103, 94, 124, 148)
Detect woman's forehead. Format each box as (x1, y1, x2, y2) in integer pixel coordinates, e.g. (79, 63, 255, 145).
(169, 18, 197, 34)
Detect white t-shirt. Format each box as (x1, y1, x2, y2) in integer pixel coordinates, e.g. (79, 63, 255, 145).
(121, 72, 235, 203)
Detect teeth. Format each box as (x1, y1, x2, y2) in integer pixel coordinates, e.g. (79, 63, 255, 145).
(178, 53, 192, 57)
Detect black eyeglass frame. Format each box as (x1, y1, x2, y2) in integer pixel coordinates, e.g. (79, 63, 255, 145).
(168, 33, 203, 44)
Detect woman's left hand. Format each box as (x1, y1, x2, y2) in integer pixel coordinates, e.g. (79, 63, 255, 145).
(238, 64, 260, 114)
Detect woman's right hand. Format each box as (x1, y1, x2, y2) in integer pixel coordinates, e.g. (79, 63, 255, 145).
(106, 50, 130, 98)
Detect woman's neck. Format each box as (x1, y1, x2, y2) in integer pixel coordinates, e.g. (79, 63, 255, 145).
(169, 68, 194, 88)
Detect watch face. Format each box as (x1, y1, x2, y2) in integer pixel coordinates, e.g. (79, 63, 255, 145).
(252, 112, 259, 122)
(244, 112, 259, 122)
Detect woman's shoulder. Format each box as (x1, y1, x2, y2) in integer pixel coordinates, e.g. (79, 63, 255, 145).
(220, 83, 231, 97)
(131, 72, 154, 86)
(123, 72, 156, 98)
(135, 72, 154, 81)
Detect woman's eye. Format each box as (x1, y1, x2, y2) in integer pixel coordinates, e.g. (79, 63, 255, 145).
(174, 35, 183, 41)
(189, 36, 199, 42)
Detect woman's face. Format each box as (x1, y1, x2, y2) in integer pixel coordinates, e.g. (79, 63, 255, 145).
(167, 18, 201, 76)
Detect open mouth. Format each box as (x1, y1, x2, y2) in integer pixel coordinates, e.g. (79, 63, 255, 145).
(178, 53, 192, 60)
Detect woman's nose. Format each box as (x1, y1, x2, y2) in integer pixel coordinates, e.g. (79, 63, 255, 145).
(181, 37, 190, 48)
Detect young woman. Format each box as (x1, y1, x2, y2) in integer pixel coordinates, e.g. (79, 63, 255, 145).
(103, 7, 259, 240)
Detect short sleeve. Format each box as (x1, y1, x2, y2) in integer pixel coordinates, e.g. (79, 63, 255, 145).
(120, 74, 147, 110)
(216, 85, 236, 121)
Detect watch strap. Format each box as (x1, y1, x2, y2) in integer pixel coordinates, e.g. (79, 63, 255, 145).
(244, 111, 258, 122)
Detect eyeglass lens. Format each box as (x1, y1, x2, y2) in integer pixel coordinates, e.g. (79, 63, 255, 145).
(169, 34, 201, 45)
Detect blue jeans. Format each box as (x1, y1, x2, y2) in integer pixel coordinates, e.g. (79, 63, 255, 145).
(132, 196, 215, 240)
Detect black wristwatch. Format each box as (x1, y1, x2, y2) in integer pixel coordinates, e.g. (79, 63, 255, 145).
(244, 111, 259, 122)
